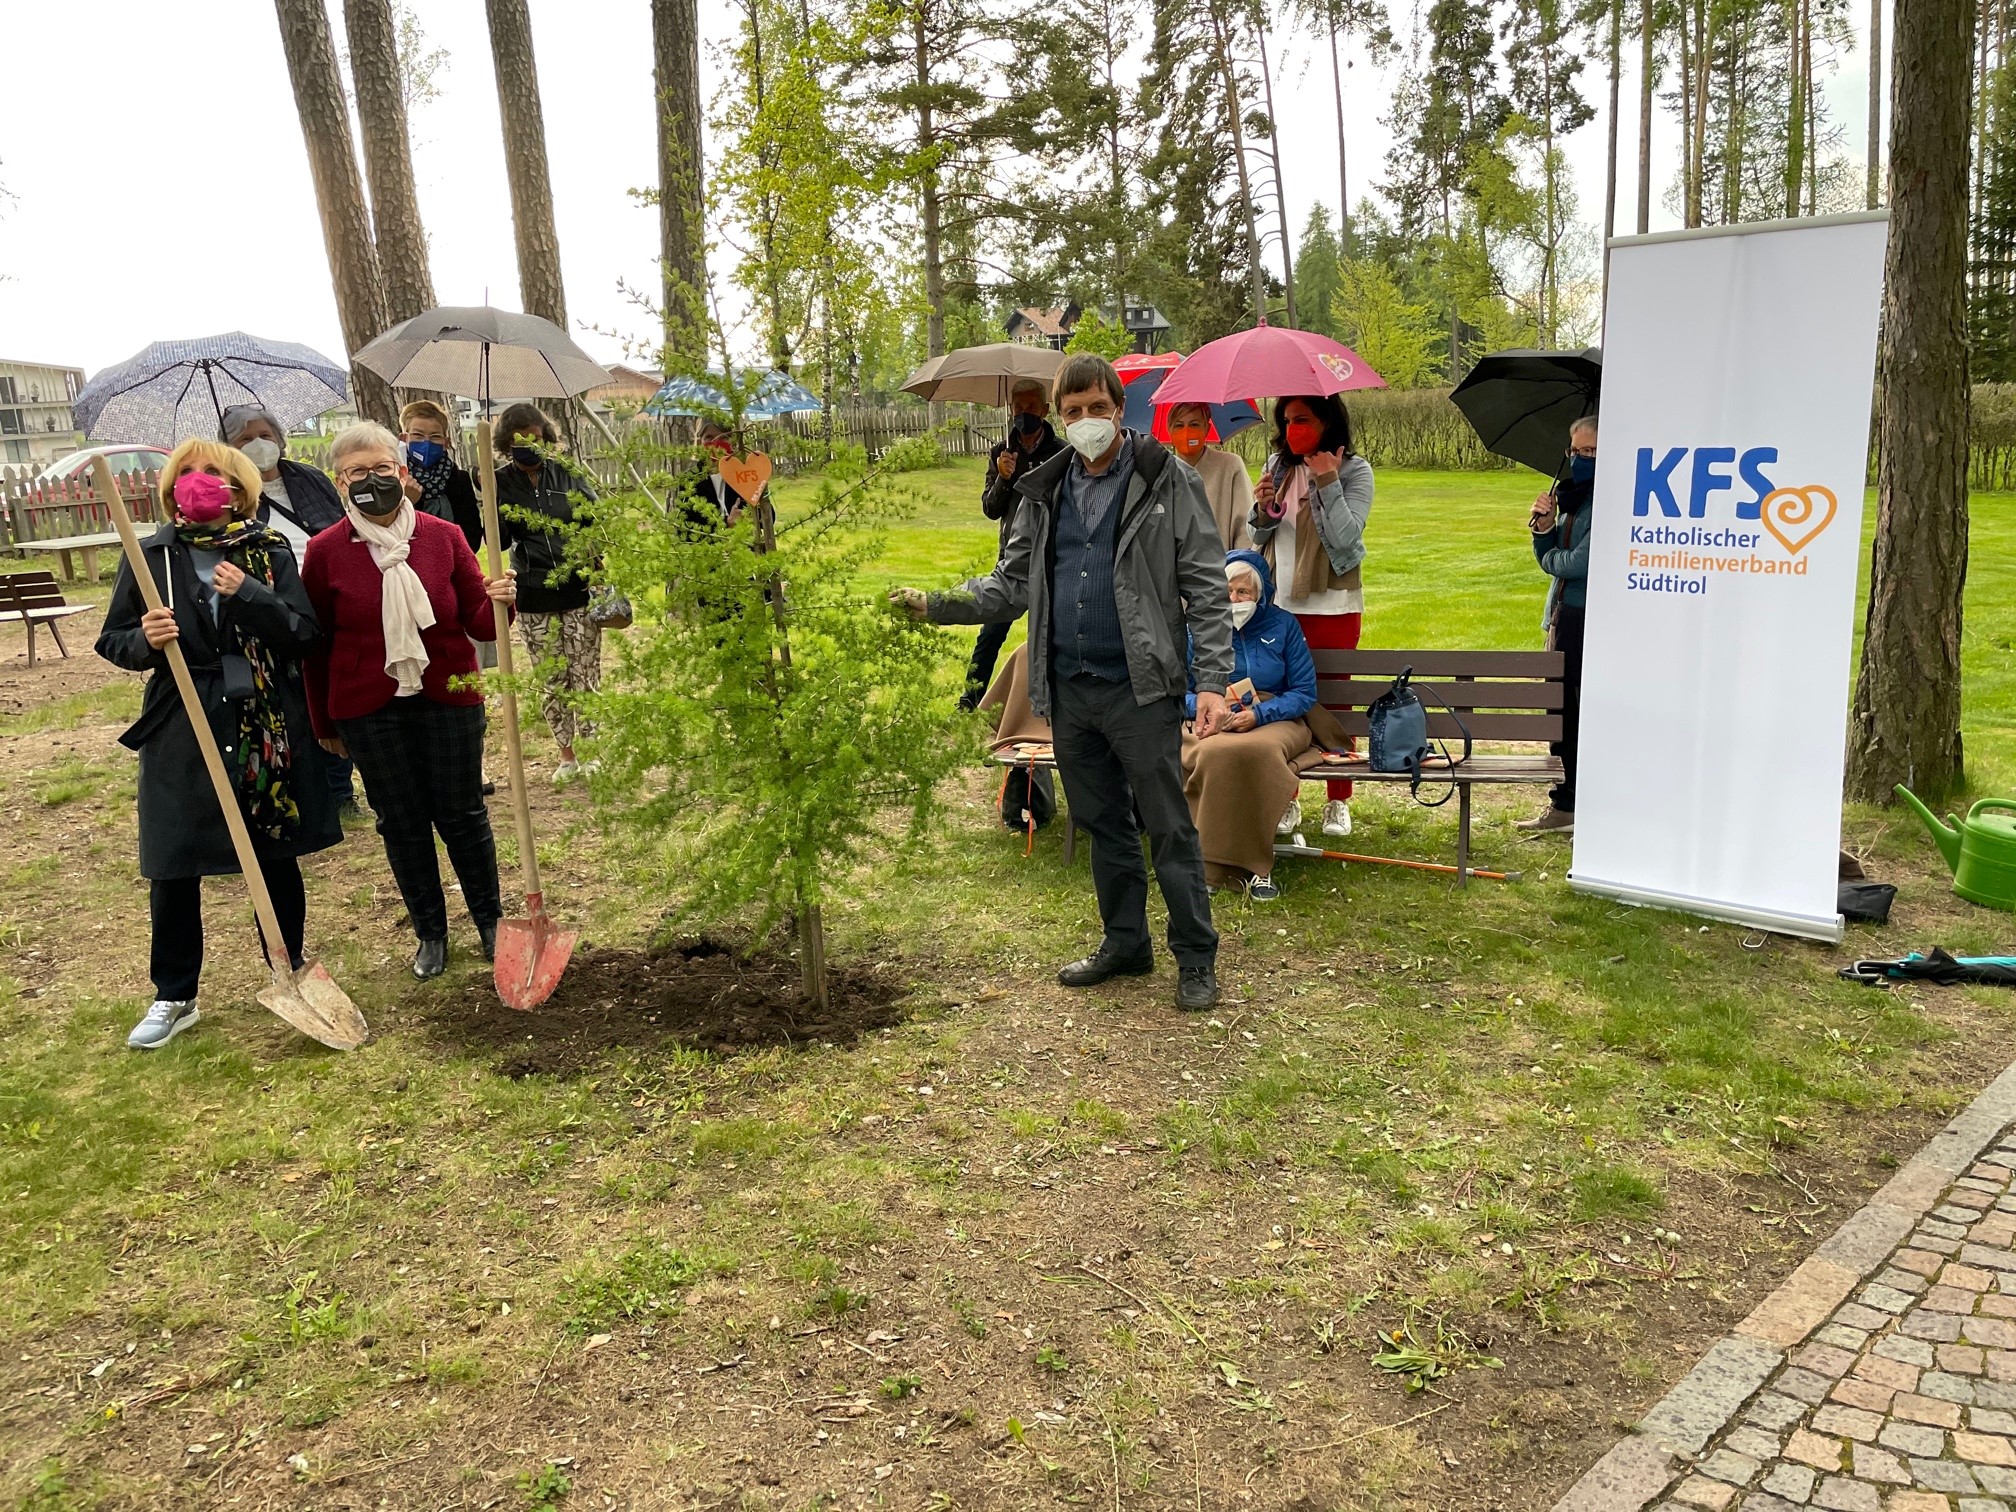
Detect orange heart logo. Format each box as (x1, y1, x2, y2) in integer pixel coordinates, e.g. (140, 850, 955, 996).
(1760, 485, 1838, 554)
(720, 452, 773, 507)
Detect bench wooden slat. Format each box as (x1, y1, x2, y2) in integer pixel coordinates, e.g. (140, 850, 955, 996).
(1324, 711, 1563, 742)
(1312, 648, 1566, 678)
(1303, 757, 1563, 785)
(1316, 676, 1565, 711)
(0, 575, 73, 612)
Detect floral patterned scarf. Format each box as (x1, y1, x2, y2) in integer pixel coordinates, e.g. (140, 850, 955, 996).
(174, 519, 300, 841)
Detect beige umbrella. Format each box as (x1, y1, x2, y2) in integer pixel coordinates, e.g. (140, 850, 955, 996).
(901, 343, 1066, 405)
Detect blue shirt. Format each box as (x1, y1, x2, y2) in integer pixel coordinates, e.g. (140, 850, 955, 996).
(1050, 440, 1134, 682)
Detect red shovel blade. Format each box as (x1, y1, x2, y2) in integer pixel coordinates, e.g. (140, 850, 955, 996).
(494, 902, 577, 1011)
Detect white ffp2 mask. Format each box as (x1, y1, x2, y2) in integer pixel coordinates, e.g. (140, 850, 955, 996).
(1229, 600, 1257, 630)
(1063, 417, 1117, 459)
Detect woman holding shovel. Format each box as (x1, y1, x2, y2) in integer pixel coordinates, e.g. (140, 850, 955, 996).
(302, 422, 516, 981)
(96, 439, 342, 1049)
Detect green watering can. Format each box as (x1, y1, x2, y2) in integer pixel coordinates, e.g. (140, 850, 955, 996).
(1896, 786, 2016, 911)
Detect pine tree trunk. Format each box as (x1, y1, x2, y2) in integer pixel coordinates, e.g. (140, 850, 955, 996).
(1253, 20, 1296, 327)
(1804, 0, 1819, 212)
(1207, 1, 1269, 325)
(1845, 0, 1975, 803)
(273, 0, 395, 425)
(1869, 0, 1885, 206)
(1604, 0, 1622, 309)
(652, 0, 706, 358)
(1786, 0, 1807, 216)
(914, 7, 945, 364)
(485, 0, 568, 330)
(343, 0, 435, 324)
(1639, 0, 1655, 233)
(1691, 0, 1713, 226)
(1330, 18, 1352, 255)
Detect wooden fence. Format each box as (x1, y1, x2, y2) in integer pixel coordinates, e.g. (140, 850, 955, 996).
(1, 464, 165, 553)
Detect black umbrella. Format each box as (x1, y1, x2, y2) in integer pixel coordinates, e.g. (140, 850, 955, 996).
(1450, 347, 1602, 476)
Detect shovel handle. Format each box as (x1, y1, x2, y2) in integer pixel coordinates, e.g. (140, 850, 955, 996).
(476, 421, 542, 900)
(94, 456, 292, 971)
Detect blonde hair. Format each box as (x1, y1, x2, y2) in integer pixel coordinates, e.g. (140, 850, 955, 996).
(329, 420, 406, 470)
(399, 398, 454, 433)
(160, 438, 262, 520)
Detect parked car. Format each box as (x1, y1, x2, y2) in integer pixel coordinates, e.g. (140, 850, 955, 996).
(34, 445, 170, 484)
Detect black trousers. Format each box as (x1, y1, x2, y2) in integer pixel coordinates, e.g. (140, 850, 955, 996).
(1050, 672, 1218, 968)
(964, 619, 1015, 700)
(340, 699, 503, 942)
(1552, 604, 1587, 813)
(150, 853, 305, 1002)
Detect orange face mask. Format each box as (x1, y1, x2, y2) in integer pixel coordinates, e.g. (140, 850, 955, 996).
(1168, 422, 1209, 462)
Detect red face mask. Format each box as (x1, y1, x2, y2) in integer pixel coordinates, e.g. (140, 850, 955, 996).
(1284, 418, 1324, 458)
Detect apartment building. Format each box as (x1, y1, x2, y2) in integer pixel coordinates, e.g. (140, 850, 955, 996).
(0, 358, 84, 467)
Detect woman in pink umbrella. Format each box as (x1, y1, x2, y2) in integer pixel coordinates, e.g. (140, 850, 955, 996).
(1249, 393, 1373, 839)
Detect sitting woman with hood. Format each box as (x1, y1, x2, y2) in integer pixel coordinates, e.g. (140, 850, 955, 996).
(1181, 549, 1347, 902)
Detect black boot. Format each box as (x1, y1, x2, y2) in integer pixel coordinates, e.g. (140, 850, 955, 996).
(1058, 944, 1155, 987)
(1176, 964, 1221, 1012)
(412, 938, 448, 979)
(477, 921, 498, 962)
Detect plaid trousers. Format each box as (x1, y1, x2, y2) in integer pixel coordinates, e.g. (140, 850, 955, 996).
(518, 608, 601, 751)
(339, 698, 503, 941)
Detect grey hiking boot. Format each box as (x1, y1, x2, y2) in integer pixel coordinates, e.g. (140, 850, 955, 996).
(127, 999, 199, 1050)
(1516, 806, 1575, 834)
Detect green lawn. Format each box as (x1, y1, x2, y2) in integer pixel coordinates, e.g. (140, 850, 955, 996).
(1, 459, 2013, 1510)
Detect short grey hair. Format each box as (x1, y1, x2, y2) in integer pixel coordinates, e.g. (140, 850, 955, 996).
(1569, 413, 1599, 440)
(329, 420, 406, 468)
(1226, 560, 1262, 591)
(1009, 377, 1049, 402)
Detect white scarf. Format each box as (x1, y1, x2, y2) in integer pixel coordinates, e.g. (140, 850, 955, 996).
(345, 501, 436, 695)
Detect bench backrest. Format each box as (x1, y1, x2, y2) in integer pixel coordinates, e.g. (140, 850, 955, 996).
(0, 571, 69, 615)
(1312, 648, 1566, 744)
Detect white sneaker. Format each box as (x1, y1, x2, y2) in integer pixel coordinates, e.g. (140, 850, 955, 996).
(127, 999, 199, 1050)
(1277, 799, 1302, 835)
(1322, 800, 1352, 838)
(551, 760, 581, 787)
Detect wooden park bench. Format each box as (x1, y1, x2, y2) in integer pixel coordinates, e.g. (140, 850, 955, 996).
(993, 647, 1566, 884)
(0, 570, 94, 669)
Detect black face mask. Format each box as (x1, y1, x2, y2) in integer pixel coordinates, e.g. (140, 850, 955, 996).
(1011, 411, 1043, 438)
(347, 474, 404, 516)
(511, 445, 542, 468)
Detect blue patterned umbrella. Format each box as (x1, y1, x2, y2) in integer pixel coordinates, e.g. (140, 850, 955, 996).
(645, 368, 822, 419)
(73, 332, 349, 447)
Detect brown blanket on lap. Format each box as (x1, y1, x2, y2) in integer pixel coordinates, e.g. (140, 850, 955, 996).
(1182, 717, 1325, 883)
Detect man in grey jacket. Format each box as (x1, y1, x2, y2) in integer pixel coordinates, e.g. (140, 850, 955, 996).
(895, 354, 1235, 1011)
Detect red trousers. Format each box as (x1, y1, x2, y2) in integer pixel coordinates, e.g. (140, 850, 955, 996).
(1295, 611, 1362, 800)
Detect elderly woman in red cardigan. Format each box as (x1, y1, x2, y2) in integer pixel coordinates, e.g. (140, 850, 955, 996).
(302, 421, 516, 980)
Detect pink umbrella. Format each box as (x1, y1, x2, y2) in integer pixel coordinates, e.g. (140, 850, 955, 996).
(1152, 325, 1386, 408)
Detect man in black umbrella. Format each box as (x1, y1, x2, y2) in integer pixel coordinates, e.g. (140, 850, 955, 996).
(1521, 414, 1598, 835)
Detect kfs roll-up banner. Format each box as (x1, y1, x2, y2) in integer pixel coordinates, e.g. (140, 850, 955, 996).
(1569, 212, 1888, 941)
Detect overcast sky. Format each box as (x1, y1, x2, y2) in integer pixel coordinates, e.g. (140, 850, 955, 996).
(0, 0, 1886, 385)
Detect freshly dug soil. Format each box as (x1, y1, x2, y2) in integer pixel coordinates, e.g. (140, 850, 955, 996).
(425, 939, 910, 1077)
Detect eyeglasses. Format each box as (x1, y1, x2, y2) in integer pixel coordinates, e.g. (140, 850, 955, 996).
(336, 462, 401, 483)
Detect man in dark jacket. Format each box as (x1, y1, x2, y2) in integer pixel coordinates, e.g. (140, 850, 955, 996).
(961, 378, 1063, 710)
(895, 354, 1235, 1011)
(1521, 414, 1598, 834)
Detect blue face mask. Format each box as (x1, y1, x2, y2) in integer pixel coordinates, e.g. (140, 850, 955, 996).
(406, 439, 446, 470)
(1568, 454, 1596, 483)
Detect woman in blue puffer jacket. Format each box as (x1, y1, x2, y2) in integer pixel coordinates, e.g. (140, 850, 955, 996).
(1182, 549, 1338, 901)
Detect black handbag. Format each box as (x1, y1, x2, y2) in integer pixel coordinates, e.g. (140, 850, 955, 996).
(1366, 666, 1470, 807)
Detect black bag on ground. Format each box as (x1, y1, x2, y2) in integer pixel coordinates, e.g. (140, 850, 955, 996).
(1001, 763, 1055, 831)
(1366, 666, 1470, 807)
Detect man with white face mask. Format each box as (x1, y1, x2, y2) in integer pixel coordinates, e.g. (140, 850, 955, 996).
(893, 354, 1235, 1012)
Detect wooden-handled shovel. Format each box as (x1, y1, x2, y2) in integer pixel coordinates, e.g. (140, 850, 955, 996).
(93, 456, 367, 1050)
(475, 422, 576, 1010)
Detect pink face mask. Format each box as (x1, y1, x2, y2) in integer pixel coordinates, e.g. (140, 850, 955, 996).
(172, 470, 233, 523)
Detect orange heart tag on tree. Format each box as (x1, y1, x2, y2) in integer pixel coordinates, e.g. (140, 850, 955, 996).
(720, 452, 773, 507)
(1760, 485, 1838, 555)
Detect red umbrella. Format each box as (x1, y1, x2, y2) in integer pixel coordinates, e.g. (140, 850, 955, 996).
(1114, 352, 1184, 379)
(1153, 325, 1387, 408)
(1112, 350, 1258, 442)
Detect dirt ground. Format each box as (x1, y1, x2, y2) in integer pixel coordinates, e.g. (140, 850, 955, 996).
(2, 598, 2014, 1512)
